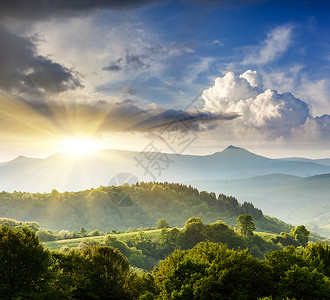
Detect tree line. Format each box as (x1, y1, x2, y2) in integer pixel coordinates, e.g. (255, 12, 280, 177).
(0, 214, 314, 272)
(0, 224, 329, 299)
(0, 182, 292, 234)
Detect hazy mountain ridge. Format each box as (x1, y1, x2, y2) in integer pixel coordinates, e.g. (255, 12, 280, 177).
(280, 157, 330, 167)
(187, 173, 330, 236)
(1, 146, 330, 193)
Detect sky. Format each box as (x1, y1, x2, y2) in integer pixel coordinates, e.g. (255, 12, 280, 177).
(0, 0, 330, 161)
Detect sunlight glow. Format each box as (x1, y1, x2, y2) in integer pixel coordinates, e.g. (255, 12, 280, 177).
(62, 138, 101, 155)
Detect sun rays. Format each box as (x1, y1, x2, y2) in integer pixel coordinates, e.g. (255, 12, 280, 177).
(0, 91, 111, 158)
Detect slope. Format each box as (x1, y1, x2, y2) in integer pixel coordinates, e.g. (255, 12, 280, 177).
(187, 173, 330, 236)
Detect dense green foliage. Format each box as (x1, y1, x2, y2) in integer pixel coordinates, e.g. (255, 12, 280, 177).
(0, 226, 329, 300)
(112, 217, 315, 270)
(0, 217, 107, 242)
(1, 212, 318, 268)
(156, 218, 171, 229)
(152, 243, 274, 299)
(0, 183, 325, 298)
(148, 241, 330, 300)
(1, 213, 318, 272)
(51, 246, 138, 299)
(0, 217, 41, 231)
(290, 225, 310, 247)
(44, 216, 315, 271)
(103, 217, 255, 271)
(0, 183, 292, 234)
(0, 226, 51, 299)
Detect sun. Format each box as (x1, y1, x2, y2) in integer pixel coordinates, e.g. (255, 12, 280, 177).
(62, 138, 101, 155)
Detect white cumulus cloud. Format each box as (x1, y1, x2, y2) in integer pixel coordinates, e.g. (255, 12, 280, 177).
(292, 114, 330, 142)
(202, 70, 312, 139)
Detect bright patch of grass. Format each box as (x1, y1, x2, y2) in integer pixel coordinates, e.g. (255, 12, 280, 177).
(43, 229, 163, 251)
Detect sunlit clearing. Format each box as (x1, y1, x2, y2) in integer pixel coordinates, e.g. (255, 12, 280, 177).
(62, 138, 101, 155)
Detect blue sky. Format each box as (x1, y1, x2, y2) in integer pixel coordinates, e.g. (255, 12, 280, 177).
(126, 0, 330, 107)
(0, 0, 330, 160)
(90, 0, 330, 112)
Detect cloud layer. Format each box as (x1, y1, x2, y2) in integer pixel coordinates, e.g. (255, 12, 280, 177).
(0, 25, 82, 98)
(0, 91, 237, 143)
(202, 70, 329, 142)
(0, 0, 329, 158)
(0, 0, 157, 20)
(0, 0, 258, 20)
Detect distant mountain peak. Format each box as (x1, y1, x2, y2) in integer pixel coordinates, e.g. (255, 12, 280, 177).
(210, 145, 253, 157)
(224, 145, 243, 150)
(211, 145, 271, 162)
(13, 155, 28, 161)
(221, 145, 251, 154)
(10, 155, 42, 164)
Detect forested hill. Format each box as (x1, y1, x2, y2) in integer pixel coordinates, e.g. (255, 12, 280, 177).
(0, 182, 291, 234)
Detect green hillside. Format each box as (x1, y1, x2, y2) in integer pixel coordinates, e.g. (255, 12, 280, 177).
(0, 182, 292, 234)
(187, 174, 330, 236)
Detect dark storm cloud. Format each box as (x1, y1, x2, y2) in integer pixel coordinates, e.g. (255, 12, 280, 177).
(132, 109, 238, 132)
(0, 25, 82, 95)
(0, 0, 158, 20)
(11, 98, 238, 134)
(95, 100, 238, 132)
(102, 64, 121, 72)
(186, 0, 266, 3)
(0, 0, 263, 21)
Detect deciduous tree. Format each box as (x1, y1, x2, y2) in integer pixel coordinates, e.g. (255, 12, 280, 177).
(290, 225, 310, 247)
(237, 214, 256, 238)
(0, 226, 51, 299)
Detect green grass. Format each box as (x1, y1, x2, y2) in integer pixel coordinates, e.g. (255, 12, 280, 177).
(255, 231, 277, 241)
(43, 228, 163, 251)
(43, 235, 105, 250)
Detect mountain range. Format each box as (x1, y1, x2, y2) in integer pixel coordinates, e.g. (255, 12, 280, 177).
(1, 145, 330, 192)
(0, 145, 329, 235)
(187, 173, 330, 236)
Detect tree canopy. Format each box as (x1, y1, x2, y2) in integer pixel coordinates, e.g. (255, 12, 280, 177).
(237, 214, 256, 238)
(0, 183, 290, 234)
(290, 225, 310, 247)
(0, 226, 328, 299)
(0, 226, 51, 299)
(156, 218, 171, 229)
